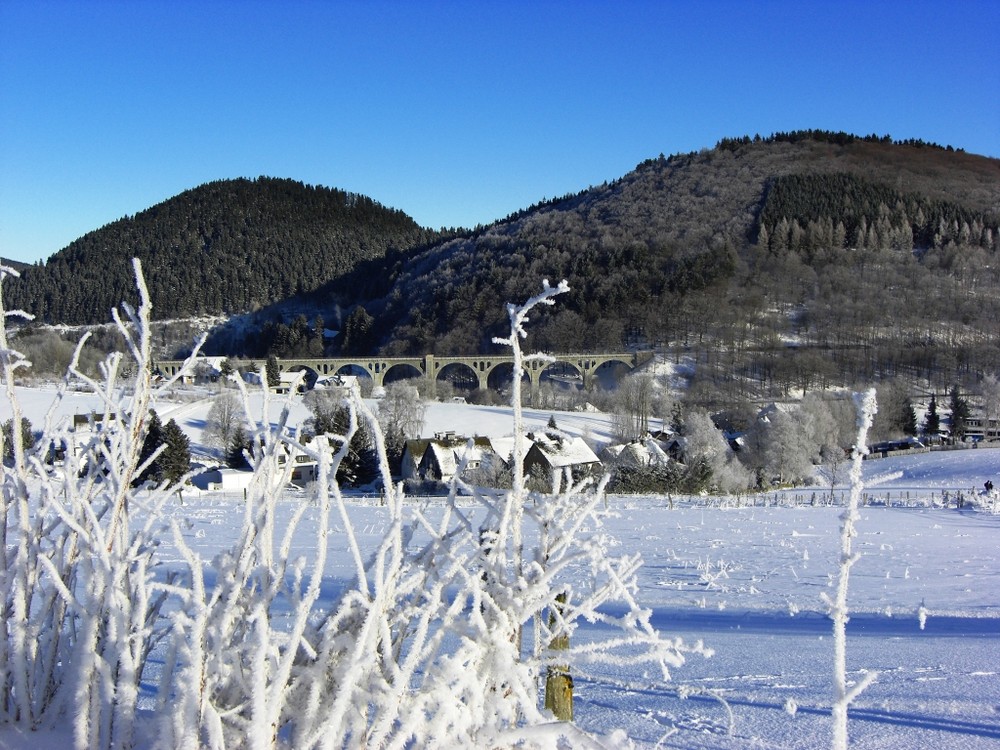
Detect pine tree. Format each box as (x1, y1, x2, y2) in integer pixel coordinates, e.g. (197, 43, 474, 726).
(924, 394, 940, 437)
(901, 397, 918, 437)
(309, 315, 326, 356)
(756, 223, 770, 251)
(341, 305, 375, 354)
(227, 425, 251, 469)
(160, 418, 191, 485)
(2, 417, 35, 461)
(136, 409, 165, 484)
(265, 355, 281, 389)
(949, 386, 970, 442)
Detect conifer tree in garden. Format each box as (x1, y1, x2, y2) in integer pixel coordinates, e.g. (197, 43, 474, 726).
(924, 393, 940, 437)
(949, 386, 970, 442)
(1, 417, 35, 461)
(136, 409, 165, 484)
(160, 418, 191, 484)
(265, 355, 280, 388)
(227, 425, 251, 468)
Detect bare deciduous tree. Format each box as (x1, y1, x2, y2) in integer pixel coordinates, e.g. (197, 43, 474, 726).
(377, 381, 425, 441)
(204, 392, 242, 451)
(612, 374, 654, 441)
(979, 374, 1000, 438)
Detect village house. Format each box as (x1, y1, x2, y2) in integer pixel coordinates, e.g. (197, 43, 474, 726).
(599, 438, 672, 470)
(273, 371, 307, 395)
(314, 373, 360, 394)
(196, 467, 255, 492)
(400, 438, 431, 481)
(409, 432, 497, 484)
(168, 356, 227, 385)
(522, 433, 601, 492)
(278, 450, 319, 486)
(52, 411, 119, 464)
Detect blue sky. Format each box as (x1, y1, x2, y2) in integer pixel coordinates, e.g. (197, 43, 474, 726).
(2, 0, 998, 265)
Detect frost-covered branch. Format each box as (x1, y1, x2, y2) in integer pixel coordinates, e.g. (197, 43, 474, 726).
(824, 387, 878, 750)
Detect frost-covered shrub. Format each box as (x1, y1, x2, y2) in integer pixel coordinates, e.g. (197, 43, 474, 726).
(2, 265, 704, 749)
(1, 259, 192, 748)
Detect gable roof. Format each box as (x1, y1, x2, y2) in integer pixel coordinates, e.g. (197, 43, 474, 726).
(414, 435, 497, 480)
(528, 434, 600, 469)
(600, 439, 672, 469)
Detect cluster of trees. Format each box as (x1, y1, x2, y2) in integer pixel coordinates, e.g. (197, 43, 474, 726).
(300, 388, 379, 485)
(136, 410, 191, 486)
(599, 372, 993, 495)
(757, 172, 998, 256)
(198, 372, 426, 482)
(3, 412, 192, 484)
(717, 129, 964, 153)
(258, 313, 327, 358)
(6, 178, 432, 324)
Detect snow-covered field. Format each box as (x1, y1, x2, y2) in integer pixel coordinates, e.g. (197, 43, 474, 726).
(3, 385, 1000, 748)
(127, 493, 998, 749)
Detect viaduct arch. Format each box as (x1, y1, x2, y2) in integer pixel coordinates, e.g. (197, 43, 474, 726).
(155, 351, 654, 402)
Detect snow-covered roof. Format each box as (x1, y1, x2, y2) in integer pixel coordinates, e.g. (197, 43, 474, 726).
(488, 436, 516, 462)
(315, 374, 359, 390)
(417, 436, 494, 480)
(601, 440, 672, 468)
(757, 402, 796, 422)
(531, 435, 600, 469)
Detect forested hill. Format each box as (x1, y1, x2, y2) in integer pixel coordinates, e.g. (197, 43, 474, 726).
(336, 134, 999, 359)
(309, 133, 1000, 396)
(6, 177, 432, 324)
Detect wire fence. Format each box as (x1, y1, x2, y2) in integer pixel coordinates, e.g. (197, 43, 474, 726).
(616, 487, 1000, 512)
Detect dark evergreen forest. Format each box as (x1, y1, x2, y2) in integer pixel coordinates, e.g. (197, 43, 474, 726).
(5, 177, 432, 323)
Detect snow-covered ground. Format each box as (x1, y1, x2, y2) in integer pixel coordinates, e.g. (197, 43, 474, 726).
(1, 383, 622, 456)
(3, 385, 1000, 748)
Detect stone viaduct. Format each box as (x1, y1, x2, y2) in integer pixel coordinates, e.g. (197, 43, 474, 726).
(156, 351, 654, 400)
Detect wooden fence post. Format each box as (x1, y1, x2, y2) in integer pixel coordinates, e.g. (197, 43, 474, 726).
(544, 592, 573, 721)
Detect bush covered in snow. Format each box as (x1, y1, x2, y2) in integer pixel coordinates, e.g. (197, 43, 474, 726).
(1, 264, 705, 748)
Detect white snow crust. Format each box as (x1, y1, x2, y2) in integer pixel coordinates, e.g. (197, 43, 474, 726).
(3, 385, 1000, 748)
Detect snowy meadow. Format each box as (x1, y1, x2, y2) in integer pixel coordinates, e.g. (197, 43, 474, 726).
(3, 266, 1000, 749)
(146, 488, 1000, 749)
